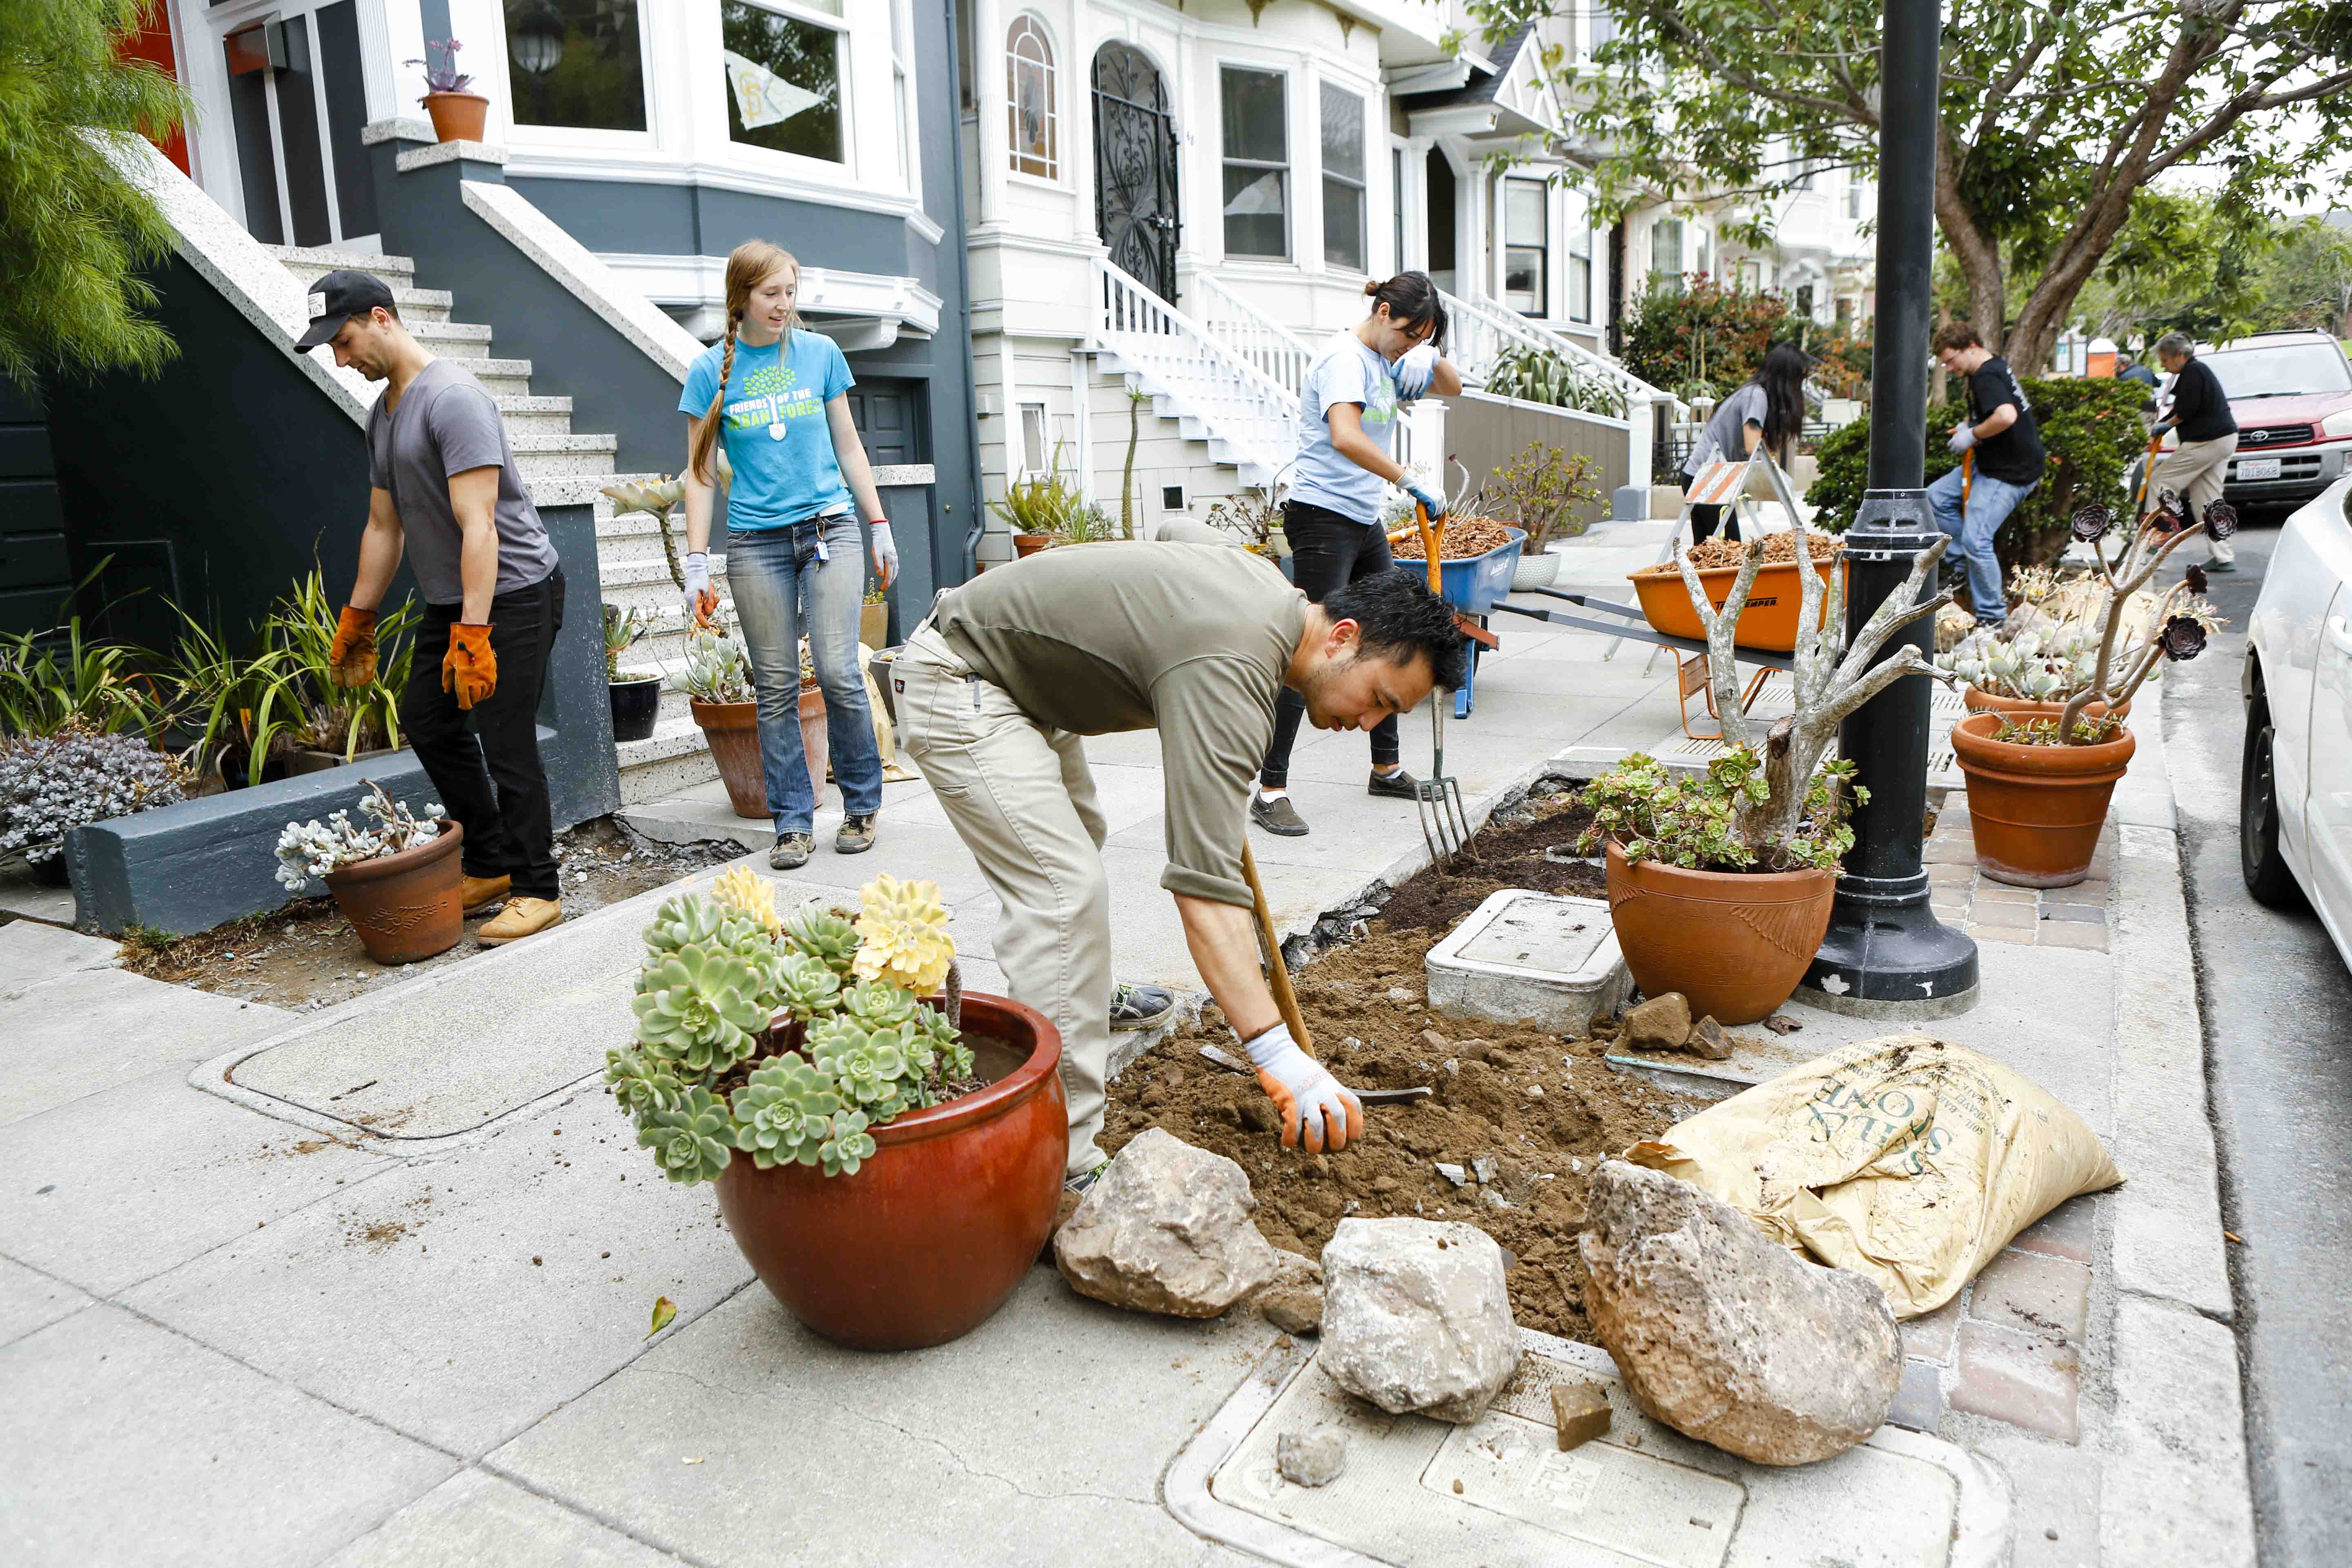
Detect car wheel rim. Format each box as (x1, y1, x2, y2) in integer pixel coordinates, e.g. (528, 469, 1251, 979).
(2246, 723, 2276, 850)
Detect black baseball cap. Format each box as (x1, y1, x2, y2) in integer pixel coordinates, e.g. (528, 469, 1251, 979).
(294, 269, 398, 350)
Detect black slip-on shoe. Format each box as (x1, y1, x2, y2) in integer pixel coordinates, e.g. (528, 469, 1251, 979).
(1367, 767, 1419, 800)
(1251, 794, 1310, 837)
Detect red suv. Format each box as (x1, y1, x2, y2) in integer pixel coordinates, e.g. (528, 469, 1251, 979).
(2195, 330, 2352, 512)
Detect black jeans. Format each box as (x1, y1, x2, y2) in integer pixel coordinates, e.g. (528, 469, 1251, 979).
(1258, 502, 1401, 789)
(1689, 503, 1740, 543)
(401, 568, 564, 900)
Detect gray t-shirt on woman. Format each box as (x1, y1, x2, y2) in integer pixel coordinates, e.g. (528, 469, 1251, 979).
(1684, 382, 1771, 477)
(366, 359, 557, 605)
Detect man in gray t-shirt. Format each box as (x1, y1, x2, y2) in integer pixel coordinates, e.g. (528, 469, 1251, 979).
(295, 270, 567, 946)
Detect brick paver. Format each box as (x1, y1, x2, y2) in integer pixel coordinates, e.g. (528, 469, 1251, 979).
(1950, 1321, 2083, 1441)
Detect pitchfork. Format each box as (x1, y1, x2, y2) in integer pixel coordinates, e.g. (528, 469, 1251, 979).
(1409, 501, 1473, 866)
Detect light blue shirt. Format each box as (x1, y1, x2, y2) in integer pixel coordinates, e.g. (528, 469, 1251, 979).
(679, 328, 855, 530)
(1288, 330, 1419, 525)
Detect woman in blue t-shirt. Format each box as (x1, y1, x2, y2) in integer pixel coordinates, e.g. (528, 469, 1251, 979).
(679, 241, 894, 870)
(1251, 272, 1462, 840)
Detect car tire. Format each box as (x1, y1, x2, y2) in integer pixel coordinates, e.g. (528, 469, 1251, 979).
(2242, 690, 2306, 909)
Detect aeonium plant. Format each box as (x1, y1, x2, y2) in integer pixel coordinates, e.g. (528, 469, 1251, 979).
(607, 869, 977, 1184)
(1578, 748, 1863, 873)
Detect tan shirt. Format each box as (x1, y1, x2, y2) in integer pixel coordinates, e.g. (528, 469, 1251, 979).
(933, 541, 1307, 908)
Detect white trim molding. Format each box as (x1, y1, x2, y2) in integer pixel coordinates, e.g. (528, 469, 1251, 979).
(599, 253, 945, 340)
(458, 181, 710, 383)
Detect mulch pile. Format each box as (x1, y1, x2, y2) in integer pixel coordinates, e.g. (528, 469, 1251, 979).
(1664, 532, 1844, 571)
(1101, 791, 1701, 1344)
(1391, 516, 1520, 560)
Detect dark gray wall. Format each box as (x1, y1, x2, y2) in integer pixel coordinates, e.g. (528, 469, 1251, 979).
(0, 374, 69, 637)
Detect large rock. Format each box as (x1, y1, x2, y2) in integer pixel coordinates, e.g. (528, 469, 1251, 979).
(1054, 1129, 1279, 1317)
(1621, 992, 1693, 1051)
(1579, 1160, 1901, 1465)
(1319, 1218, 1521, 1423)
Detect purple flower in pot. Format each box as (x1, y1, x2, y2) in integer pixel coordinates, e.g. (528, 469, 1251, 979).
(2202, 500, 2239, 541)
(2071, 503, 2112, 543)
(2160, 615, 2208, 662)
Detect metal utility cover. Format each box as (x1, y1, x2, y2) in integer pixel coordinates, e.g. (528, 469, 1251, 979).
(1425, 890, 1630, 1033)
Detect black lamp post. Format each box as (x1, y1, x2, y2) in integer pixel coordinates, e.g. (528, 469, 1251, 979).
(1797, 0, 1980, 1014)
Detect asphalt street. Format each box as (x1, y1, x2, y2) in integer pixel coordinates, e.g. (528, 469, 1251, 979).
(2161, 517, 2352, 1568)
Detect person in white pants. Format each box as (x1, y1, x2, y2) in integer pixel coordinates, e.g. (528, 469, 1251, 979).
(2143, 331, 2240, 570)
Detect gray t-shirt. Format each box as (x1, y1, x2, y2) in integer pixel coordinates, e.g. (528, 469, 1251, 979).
(1685, 382, 1770, 477)
(366, 359, 557, 605)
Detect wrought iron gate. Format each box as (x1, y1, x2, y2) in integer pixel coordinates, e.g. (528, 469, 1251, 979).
(1091, 43, 1179, 303)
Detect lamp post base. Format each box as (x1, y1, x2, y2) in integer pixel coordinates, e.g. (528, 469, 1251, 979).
(1798, 869, 1980, 1018)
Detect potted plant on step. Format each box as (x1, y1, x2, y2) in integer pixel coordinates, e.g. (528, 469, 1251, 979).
(1486, 438, 1604, 592)
(408, 38, 486, 143)
(989, 445, 1087, 558)
(1580, 488, 1954, 1022)
(274, 782, 461, 963)
(1950, 495, 2228, 888)
(681, 615, 764, 820)
(606, 869, 1065, 1349)
(604, 605, 659, 743)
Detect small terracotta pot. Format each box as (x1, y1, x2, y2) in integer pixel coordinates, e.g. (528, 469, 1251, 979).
(714, 993, 1067, 1350)
(1961, 685, 2130, 722)
(691, 698, 766, 820)
(1603, 841, 1838, 1023)
(324, 820, 464, 964)
(859, 601, 889, 650)
(1012, 533, 1051, 559)
(421, 91, 489, 143)
(798, 683, 829, 810)
(1950, 711, 2134, 888)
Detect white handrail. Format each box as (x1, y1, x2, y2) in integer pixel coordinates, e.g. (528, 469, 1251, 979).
(1441, 287, 1674, 408)
(1189, 274, 1315, 402)
(1094, 258, 1299, 478)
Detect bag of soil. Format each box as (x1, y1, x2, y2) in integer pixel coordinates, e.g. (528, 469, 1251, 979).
(1625, 1034, 2121, 1317)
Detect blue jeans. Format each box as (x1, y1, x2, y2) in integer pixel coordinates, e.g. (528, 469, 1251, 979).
(1927, 465, 2035, 625)
(726, 514, 883, 832)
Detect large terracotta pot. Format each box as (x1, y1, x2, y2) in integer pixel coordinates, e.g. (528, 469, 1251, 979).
(1603, 841, 1838, 1023)
(798, 683, 829, 809)
(1962, 685, 2130, 722)
(690, 699, 766, 819)
(325, 820, 463, 964)
(421, 91, 489, 143)
(714, 993, 1067, 1350)
(1950, 712, 2134, 888)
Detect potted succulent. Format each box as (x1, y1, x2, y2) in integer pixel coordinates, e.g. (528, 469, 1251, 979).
(1, 726, 188, 889)
(989, 446, 1087, 557)
(681, 616, 764, 820)
(604, 605, 659, 744)
(1950, 494, 2229, 887)
(274, 782, 462, 963)
(407, 38, 487, 143)
(1486, 438, 1604, 591)
(1581, 471, 1952, 1021)
(1935, 566, 2150, 721)
(606, 869, 1065, 1350)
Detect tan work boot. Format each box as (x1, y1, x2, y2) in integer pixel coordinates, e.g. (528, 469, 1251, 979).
(459, 873, 511, 915)
(477, 897, 562, 946)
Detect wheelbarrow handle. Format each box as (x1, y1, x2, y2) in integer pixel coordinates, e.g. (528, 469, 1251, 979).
(1414, 502, 1443, 595)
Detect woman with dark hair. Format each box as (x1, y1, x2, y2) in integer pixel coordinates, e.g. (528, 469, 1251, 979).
(1681, 341, 1809, 542)
(1251, 272, 1463, 840)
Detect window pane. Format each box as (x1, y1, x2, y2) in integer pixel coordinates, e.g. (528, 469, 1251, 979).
(1006, 17, 1056, 177)
(722, 0, 844, 163)
(1506, 180, 1544, 245)
(1504, 246, 1544, 315)
(1319, 83, 1363, 181)
(1569, 254, 1591, 322)
(1224, 166, 1287, 257)
(1567, 218, 1590, 260)
(1324, 177, 1364, 270)
(1221, 68, 1285, 163)
(506, 0, 647, 131)
(1653, 217, 1682, 276)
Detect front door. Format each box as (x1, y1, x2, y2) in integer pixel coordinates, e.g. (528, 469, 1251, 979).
(1091, 44, 1179, 301)
(196, 0, 379, 247)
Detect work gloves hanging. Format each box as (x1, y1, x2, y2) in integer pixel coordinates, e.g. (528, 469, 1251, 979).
(328, 606, 379, 687)
(443, 623, 497, 711)
(1244, 1022, 1364, 1154)
(869, 520, 898, 590)
(682, 550, 719, 628)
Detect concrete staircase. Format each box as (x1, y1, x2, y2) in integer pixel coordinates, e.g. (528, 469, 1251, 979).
(264, 244, 723, 805)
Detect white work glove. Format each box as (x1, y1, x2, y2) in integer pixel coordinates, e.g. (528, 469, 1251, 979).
(1243, 1022, 1364, 1154)
(682, 550, 717, 627)
(1394, 343, 1439, 401)
(1403, 480, 1447, 522)
(1947, 425, 1978, 454)
(868, 519, 898, 590)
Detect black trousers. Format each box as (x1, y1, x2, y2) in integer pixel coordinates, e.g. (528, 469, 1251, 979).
(401, 568, 564, 900)
(1258, 501, 1402, 789)
(1689, 503, 1740, 543)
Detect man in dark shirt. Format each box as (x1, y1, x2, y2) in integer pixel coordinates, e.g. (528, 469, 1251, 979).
(2145, 331, 2239, 570)
(1928, 322, 2047, 626)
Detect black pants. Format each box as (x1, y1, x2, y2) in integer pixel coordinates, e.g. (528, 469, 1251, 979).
(1689, 503, 1740, 543)
(401, 568, 564, 900)
(1258, 501, 1401, 789)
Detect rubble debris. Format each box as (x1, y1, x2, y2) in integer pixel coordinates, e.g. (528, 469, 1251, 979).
(1053, 1129, 1278, 1317)
(1685, 1016, 1732, 1060)
(1762, 1013, 1804, 1036)
(1435, 1163, 1468, 1187)
(1252, 1250, 1325, 1334)
(1470, 1156, 1498, 1184)
(1320, 1218, 1521, 1424)
(1550, 1381, 1613, 1450)
(1621, 993, 1693, 1052)
(1277, 1426, 1349, 1488)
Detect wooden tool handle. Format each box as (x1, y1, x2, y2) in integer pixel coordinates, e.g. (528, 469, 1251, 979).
(1239, 842, 1312, 1054)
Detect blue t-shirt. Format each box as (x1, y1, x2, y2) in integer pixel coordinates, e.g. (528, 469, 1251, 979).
(678, 328, 855, 530)
(1288, 330, 1419, 524)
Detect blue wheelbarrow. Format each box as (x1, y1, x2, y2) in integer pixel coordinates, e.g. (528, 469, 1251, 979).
(1391, 519, 1523, 718)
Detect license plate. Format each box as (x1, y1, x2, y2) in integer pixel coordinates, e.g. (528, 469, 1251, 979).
(2238, 457, 2283, 481)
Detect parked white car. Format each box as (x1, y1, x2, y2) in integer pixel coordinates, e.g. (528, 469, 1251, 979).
(2242, 473, 2352, 967)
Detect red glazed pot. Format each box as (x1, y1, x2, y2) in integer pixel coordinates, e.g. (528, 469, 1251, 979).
(1603, 841, 1837, 1024)
(324, 820, 463, 964)
(1950, 711, 2134, 888)
(690, 698, 766, 820)
(1962, 686, 2130, 722)
(714, 993, 1067, 1351)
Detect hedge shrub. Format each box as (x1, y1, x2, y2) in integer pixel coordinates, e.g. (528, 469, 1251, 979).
(1808, 377, 2149, 569)
(1622, 277, 1811, 399)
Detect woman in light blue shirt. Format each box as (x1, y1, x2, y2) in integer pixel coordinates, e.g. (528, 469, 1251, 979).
(680, 241, 896, 871)
(1252, 272, 1462, 839)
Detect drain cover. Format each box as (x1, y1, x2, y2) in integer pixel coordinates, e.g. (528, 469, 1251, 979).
(1170, 1331, 2005, 1568)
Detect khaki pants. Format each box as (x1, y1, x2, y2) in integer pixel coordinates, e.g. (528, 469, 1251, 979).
(894, 626, 1114, 1176)
(2145, 432, 2238, 564)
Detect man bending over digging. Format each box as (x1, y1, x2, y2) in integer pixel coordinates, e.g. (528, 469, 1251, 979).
(894, 541, 1466, 1191)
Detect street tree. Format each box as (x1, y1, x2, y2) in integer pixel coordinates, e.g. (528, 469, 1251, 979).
(1469, 0, 2352, 372)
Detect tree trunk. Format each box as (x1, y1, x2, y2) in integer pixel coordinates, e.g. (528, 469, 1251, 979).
(1933, 136, 2009, 353)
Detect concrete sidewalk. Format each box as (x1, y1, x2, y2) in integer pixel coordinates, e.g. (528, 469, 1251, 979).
(0, 554, 2249, 1565)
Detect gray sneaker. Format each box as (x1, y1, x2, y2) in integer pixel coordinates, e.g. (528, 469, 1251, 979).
(769, 832, 814, 871)
(1110, 982, 1176, 1031)
(1251, 793, 1309, 837)
(835, 814, 878, 854)
(1065, 1158, 1110, 1196)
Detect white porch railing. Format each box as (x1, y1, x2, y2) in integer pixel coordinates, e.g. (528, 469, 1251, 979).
(1189, 273, 1314, 403)
(1441, 287, 1668, 490)
(1094, 258, 1300, 483)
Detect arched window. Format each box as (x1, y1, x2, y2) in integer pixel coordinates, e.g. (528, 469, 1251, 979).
(1006, 16, 1057, 178)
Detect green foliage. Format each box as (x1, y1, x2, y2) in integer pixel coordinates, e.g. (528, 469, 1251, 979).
(1483, 343, 1629, 418)
(728, 1056, 845, 1171)
(633, 946, 769, 1075)
(1484, 438, 1605, 553)
(0, 615, 162, 740)
(988, 443, 1092, 536)
(1808, 377, 2147, 572)
(782, 903, 860, 978)
(603, 604, 647, 682)
(1576, 749, 1863, 873)
(638, 1087, 735, 1184)
(1620, 277, 1809, 400)
(771, 950, 843, 1022)
(241, 571, 417, 775)
(0, 0, 192, 381)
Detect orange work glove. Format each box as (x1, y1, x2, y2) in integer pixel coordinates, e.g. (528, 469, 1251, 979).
(327, 606, 379, 687)
(442, 623, 497, 711)
(1244, 1023, 1365, 1154)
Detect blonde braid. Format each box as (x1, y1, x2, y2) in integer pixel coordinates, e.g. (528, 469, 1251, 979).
(690, 313, 740, 487)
